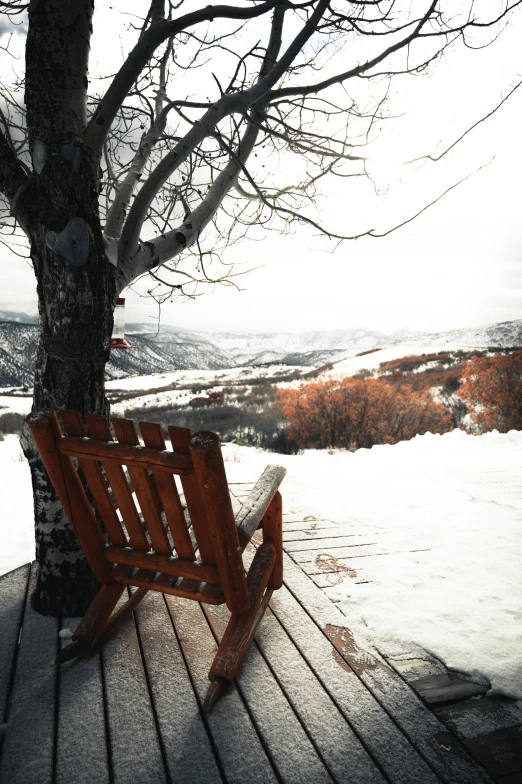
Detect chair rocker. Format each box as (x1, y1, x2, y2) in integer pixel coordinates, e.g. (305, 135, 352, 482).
(27, 410, 286, 712)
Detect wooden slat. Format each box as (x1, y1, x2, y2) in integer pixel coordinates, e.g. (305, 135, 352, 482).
(71, 581, 126, 645)
(0, 566, 30, 728)
(113, 567, 225, 605)
(104, 545, 220, 584)
(132, 591, 222, 784)
(284, 535, 381, 552)
(165, 594, 279, 784)
(27, 412, 112, 583)
(0, 565, 58, 784)
(204, 603, 335, 784)
(464, 728, 522, 780)
(278, 552, 492, 784)
(111, 418, 171, 556)
(190, 432, 249, 615)
(210, 542, 276, 683)
(261, 491, 283, 589)
(236, 465, 287, 549)
(101, 592, 167, 784)
(56, 617, 109, 784)
(138, 422, 196, 560)
(60, 410, 127, 547)
(168, 426, 216, 565)
(85, 415, 149, 551)
(230, 601, 387, 784)
(58, 433, 192, 474)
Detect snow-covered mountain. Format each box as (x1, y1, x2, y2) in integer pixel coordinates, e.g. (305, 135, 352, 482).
(1, 317, 521, 389)
(327, 319, 522, 378)
(127, 324, 422, 366)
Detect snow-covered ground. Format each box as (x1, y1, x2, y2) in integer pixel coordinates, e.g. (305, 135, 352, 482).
(222, 430, 522, 701)
(0, 435, 35, 575)
(2, 428, 521, 701)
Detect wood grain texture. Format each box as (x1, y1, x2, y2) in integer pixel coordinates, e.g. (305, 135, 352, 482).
(111, 418, 172, 556)
(0, 565, 58, 784)
(139, 422, 196, 560)
(209, 542, 276, 683)
(0, 566, 30, 726)
(168, 425, 216, 565)
(101, 592, 167, 784)
(59, 433, 192, 474)
(56, 616, 109, 784)
(60, 410, 127, 546)
(133, 591, 223, 784)
(27, 412, 112, 583)
(72, 581, 125, 645)
(165, 594, 279, 784)
(85, 414, 149, 551)
(190, 431, 249, 614)
(104, 545, 220, 584)
(236, 466, 286, 549)
(261, 491, 283, 589)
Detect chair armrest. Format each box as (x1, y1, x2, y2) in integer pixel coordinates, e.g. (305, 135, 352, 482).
(236, 465, 286, 549)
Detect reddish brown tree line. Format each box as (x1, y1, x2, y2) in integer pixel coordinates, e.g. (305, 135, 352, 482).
(277, 350, 522, 450)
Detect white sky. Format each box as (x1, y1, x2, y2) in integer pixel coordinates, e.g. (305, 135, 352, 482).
(0, 4, 521, 335)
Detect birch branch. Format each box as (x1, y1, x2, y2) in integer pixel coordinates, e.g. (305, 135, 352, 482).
(84, 0, 279, 156)
(118, 0, 328, 266)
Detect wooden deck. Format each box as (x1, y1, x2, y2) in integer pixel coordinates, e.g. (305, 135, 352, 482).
(0, 483, 514, 784)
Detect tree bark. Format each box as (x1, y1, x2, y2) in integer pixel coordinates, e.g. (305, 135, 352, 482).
(19, 164, 115, 613)
(16, 0, 116, 616)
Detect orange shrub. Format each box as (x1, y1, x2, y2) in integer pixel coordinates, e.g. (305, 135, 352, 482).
(277, 377, 452, 450)
(458, 350, 522, 432)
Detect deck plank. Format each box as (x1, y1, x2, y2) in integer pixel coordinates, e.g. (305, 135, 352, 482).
(278, 552, 493, 784)
(284, 535, 381, 552)
(165, 594, 279, 784)
(56, 618, 109, 784)
(235, 602, 388, 784)
(133, 591, 223, 784)
(205, 602, 335, 784)
(0, 566, 30, 724)
(102, 596, 167, 784)
(0, 564, 57, 784)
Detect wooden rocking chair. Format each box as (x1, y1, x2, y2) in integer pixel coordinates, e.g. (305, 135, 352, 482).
(27, 410, 286, 712)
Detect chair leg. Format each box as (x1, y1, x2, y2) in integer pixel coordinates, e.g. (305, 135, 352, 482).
(204, 542, 276, 712)
(262, 491, 283, 589)
(57, 583, 148, 665)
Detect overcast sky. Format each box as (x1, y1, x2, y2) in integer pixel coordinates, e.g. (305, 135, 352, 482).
(1, 4, 521, 335)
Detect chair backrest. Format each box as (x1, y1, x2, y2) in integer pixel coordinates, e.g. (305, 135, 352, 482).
(27, 410, 250, 613)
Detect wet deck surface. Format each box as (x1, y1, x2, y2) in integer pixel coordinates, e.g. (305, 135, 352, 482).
(0, 483, 512, 784)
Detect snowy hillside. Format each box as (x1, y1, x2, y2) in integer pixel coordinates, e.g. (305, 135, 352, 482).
(128, 323, 423, 366)
(1, 317, 521, 389)
(326, 319, 522, 379)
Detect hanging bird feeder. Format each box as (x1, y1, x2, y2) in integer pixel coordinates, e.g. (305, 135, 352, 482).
(110, 297, 132, 349)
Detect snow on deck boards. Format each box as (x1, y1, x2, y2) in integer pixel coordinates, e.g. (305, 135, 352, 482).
(0, 481, 504, 784)
(0, 565, 494, 784)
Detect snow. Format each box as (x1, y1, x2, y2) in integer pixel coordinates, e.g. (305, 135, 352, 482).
(326, 318, 522, 379)
(0, 435, 35, 575)
(222, 430, 522, 700)
(2, 423, 521, 701)
(0, 395, 32, 416)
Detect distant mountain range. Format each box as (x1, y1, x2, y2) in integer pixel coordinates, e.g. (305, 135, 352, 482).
(0, 313, 521, 389)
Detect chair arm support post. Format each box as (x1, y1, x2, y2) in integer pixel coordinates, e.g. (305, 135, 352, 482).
(190, 431, 250, 614)
(262, 491, 283, 589)
(236, 465, 286, 549)
(209, 541, 276, 684)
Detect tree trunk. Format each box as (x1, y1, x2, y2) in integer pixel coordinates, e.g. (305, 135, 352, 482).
(17, 134, 115, 616)
(11, 0, 119, 616)
(20, 206, 115, 614)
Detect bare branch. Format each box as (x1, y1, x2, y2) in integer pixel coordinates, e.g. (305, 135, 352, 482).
(84, 0, 280, 156)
